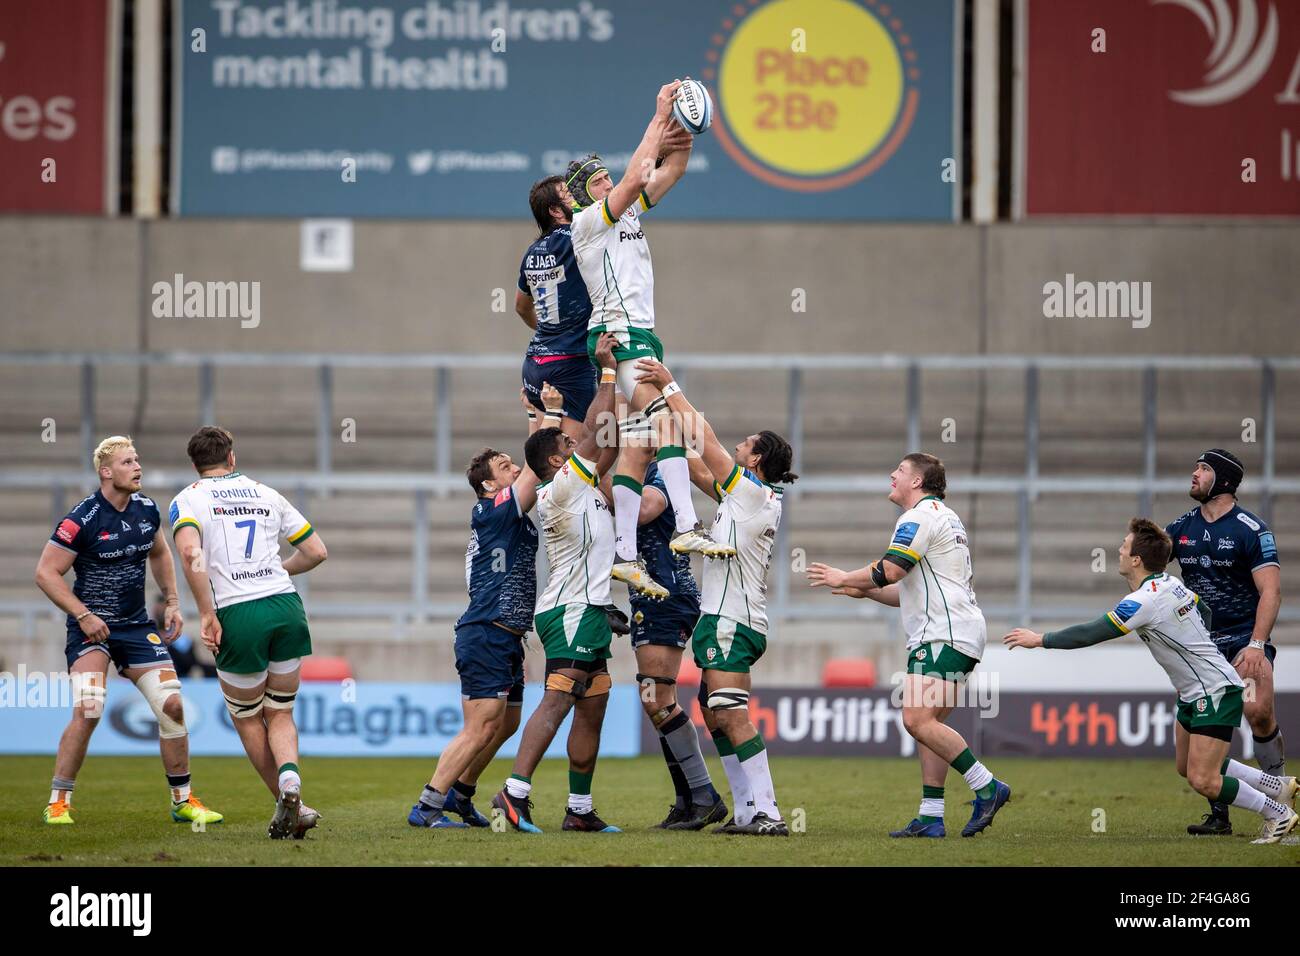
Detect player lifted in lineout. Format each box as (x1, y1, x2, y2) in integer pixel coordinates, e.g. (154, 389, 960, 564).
(406, 386, 564, 829)
(635, 356, 796, 836)
(808, 454, 1011, 839)
(36, 436, 222, 828)
(1005, 518, 1298, 844)
(564, 80, 735, 600)
(492, 334, 624, 833)
(171, 427, 328, 839)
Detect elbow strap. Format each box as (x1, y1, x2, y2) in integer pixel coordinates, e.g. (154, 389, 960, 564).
(871, 562, 889, 589)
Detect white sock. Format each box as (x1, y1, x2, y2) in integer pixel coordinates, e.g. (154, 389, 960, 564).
(170, 781, 192, 804)
(613, 480, 642, 563)
(1224, 777, 1291, 819)
(719, 753, 753, 825)
(568, 792, 593, 814)
(1253, 729, 1286, 777)
(963, 761, 993, 793)
(278, 768, 301, 794)
(505, 776, 531, 800)
(739, 745, 781, 822)
(919, 796, 944, 819)
(1225, 759, 1283, 797)
(657, 453, 698, 533)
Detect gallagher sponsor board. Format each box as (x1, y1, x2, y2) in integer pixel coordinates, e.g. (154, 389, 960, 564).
(0, 0, 119, 214)
(174, 0, 959, 219)
(0, 677, 641, 758)
(1018, 0, 1300, 216)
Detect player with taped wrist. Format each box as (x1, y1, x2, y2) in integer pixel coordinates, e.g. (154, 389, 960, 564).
(808, 454, 1010, 839)
(406, 386, 561, 830)
(1005, 518, 1298, 845)
(491, 333, 625, 834)
(36, 436, 222, 828)
(1165, 448, 1285, 838)
(634, 357, 795, 836)
(565, 81, 735, 603)
(171, 426, 328, 840)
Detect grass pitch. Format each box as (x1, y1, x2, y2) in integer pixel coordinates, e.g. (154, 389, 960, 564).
(2, 754, 1296, 866)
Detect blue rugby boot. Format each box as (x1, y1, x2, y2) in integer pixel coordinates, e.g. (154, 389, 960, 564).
(889, 817, 946, 838)
(961, 780, 1011, 837)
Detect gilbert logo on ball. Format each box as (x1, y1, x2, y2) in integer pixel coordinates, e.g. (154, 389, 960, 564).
(672, 78, 714, 134)
(703, 0, 921, 192)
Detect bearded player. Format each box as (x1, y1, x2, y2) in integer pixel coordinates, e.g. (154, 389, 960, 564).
(564, 81, 734, 602)
(36, 436, 222, 828)
(491, 333, 624, 833)
(1166, 449, 1285, 837)
(635, 357, 796, 836)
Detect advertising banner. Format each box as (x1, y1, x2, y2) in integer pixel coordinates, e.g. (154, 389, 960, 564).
(0, 0, 118, 213)
(174, 0, 959, 219)
(1019, 0, 1300, 216)
(0, 675, 641, 758)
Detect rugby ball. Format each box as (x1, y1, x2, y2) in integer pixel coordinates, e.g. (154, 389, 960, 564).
(672, 78, 713, 135)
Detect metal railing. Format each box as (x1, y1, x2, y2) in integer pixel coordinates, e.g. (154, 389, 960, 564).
(1, 351, 1296, 638)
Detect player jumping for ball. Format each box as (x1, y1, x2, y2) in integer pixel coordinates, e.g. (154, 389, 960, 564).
(1005, 518, 1297, 844)
(564, 81, 735, 602)
(36, 436, 223, 828)
(171, 427, 328, 840)
(635, 357, 796, 836)
(808, 454, 1011, 839)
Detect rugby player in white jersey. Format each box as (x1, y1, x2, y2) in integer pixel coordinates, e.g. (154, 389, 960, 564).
(36, 436, 222, 828)
(634, 357, 796, 836)
(1005, 518, 1299, 844)
(808, 454, 1011, 838)
(491, 333, 625, 833)
(171, 427, 329, 839)
(564, 81, 735, 601)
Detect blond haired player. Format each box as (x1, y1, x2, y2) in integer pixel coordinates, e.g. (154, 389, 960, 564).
(35, 436, 222, 827)
(564, 81, 734, 602)
(171, 426, 328, 839)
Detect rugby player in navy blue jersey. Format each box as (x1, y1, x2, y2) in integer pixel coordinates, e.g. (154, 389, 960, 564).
(1166, 449, 1285, 836)
(35, 436, 222, 827)
(407, 386, 565, 829)
(621, 453, 726, 829)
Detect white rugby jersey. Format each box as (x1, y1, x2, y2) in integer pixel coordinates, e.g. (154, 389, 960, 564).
(169, 472, 312, 609)
(570, 191, 657, 336)
(701, 465, 783, 635)
(1107, 572, 1244, 702)
(535, 454, 614, 611)
(886, 496, 987, 659)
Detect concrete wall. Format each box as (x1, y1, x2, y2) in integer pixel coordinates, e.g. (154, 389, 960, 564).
(3, 217, 1298, 356)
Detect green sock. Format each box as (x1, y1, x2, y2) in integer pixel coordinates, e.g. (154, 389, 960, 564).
(918, 784, 944, 824)
(711, 729, 735, 758)
(568, 770, 593, 796)
(950, 748, 997, 799)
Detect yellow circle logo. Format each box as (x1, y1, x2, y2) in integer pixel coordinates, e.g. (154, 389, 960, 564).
(705, 0, 920, 192)
(147, 633, 162, 645)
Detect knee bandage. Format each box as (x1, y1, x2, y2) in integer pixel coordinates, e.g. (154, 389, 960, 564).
(136, 667, 186, 739)
(706, 687, 750, 711)
(264, 688, 297, 711)
(644, 395, 670, 423)
(224, 691, 265, 719)
(636, 672, 677, 724)
(71, 672, 107, 718)
(585, 671, 612, 698)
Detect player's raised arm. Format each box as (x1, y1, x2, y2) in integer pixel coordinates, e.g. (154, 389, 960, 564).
(514, 384, 565, 509)
(604, 80, 680, 222)
(573, 332, 619, 465)
(1005, 596, 1148, 651)
(633, 357, 733, 484)
(644, 118, 693, 206)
